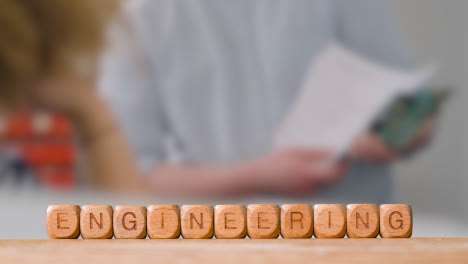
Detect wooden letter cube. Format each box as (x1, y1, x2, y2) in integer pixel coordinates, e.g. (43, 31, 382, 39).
(281, 204, 313, 238)
(113, 206, 147, 239)
(80, 205, 113, 239)
(47, 205, 80, 239)
(314, 204, 346, 238)
(347, 204, 379, 238)
(181, 205, 214, 239)
(247, 204, 280, 239)
(147, 205, 180, 239)
(214, 205, 247, 239)
(380, 204, 413, 238)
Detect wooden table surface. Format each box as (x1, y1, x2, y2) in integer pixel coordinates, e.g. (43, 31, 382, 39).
(1, 238, 467, 263)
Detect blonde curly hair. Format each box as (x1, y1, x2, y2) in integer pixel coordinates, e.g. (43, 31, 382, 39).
(0, 0, 117, 105)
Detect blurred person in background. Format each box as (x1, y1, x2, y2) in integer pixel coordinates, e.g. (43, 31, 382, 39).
(0, 0, 143, 191)
(99, 0, 434, 203)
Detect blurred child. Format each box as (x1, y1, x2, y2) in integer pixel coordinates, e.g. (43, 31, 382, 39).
(0, 0, 144, 191)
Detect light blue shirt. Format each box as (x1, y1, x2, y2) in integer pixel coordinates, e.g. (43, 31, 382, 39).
(99, 0, 412, 203)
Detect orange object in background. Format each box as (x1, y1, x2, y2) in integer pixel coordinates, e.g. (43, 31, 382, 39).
(36, 169, 76, 190)
(0, 111, 77, 189)
(22, 143, 75, 167)
(0, 112, 72, 140)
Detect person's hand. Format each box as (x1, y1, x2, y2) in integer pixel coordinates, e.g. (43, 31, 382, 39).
(350, 119, 435, 163)
(399, 118, 435, 154)
(31, 68, 121, 148)
(31, 68, 100, 120)
(250, 149, 348, 196)
(349, 132, 397, 163)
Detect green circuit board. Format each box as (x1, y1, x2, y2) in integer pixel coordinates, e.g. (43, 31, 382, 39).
(372, 88, 449, 151)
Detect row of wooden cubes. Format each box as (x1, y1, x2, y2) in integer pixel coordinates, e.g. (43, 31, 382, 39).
(47, 204, 412, 239)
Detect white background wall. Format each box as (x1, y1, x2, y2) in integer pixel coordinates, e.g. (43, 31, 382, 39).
(390, 0, 467, 219)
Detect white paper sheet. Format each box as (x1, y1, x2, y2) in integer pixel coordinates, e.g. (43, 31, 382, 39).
(274, 43, 434, 160)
